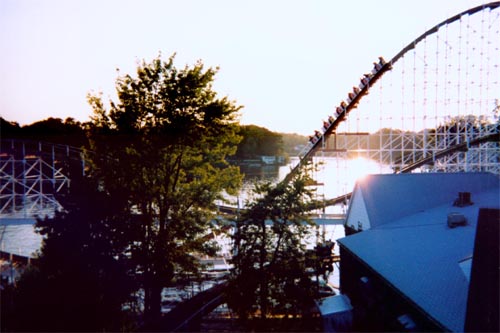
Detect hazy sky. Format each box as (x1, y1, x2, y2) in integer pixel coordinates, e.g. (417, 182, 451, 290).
(0, 0, 489, 135)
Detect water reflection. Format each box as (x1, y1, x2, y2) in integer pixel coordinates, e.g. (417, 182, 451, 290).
(237, 156, 392, 214)
(0, 219, 41, 257)
(1, 157, 390, 257)
(239, 164, 282, 181)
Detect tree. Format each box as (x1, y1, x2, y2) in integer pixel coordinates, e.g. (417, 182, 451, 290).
(0, 117, 22, 136)
(86, 54, 243, 320)
(1, 177, 136, 332)
(281, 132, 308, 156)
(227, 166, 320, 327)
(235, 125, 284, 159)
(24, 117, 87, 146)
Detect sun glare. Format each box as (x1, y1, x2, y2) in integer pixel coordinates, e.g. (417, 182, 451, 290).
(347, 157, 382, 182)
(309, 156, 391, 202)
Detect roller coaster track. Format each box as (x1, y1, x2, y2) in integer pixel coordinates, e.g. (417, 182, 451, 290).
(316, 132, 500, 210)
(140, 282, 228, 332)
(397, 132, 500, 174)
(282, 60, 393, 184)
(281, 1, 500, 187)
(0, 139, 86, 218)
(391, 2, 500, 64)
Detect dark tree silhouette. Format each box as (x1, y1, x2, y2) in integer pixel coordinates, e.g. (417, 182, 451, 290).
(87, 54, 243, 321)
(235, 125, 284, 159)
(0, 116, 88, 147)
(1, 177, 137, 332)
(227, 165, 321, 328)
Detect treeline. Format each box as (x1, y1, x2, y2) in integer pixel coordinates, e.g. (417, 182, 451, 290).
(0, 117, 88, 148)
(3, 115, 495, 162)
(234, 125, 283, 159)
(1, 117, 309, 158)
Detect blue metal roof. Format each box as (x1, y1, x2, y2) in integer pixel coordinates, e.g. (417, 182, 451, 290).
(350, 172, 500, 229)
(338, 173, 500, 332)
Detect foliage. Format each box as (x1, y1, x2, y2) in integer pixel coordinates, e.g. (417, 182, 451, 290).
(235, 124, 284, 159)
(281, 132, 309, 155)
(434, 114, 498, 141)
(226, 166, 320, 321)
(0, 117, 22, 136)
(86, 54, 243, 320)
(0, 116, 88, 147)
(0, 177, 136, 332)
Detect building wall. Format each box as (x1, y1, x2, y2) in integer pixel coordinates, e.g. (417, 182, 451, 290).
(345, 188, 371, 232)
(464, 208, 500, 333)
(339, 245, 444, 332)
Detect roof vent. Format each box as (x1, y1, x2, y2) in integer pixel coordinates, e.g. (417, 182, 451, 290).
(453, 192, 473, 207)
(397, 314, 417, 331)
(448, 212, 467, 228)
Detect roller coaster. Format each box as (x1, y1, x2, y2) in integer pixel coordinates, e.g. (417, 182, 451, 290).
(285, 2, 500, 204)
(1, 3, 500, 330)
(0, 140, 84, 218)
(1, 3, 499, 221)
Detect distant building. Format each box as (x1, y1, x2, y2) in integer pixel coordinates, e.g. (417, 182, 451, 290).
(260, 155, 286, 165)
(337, 172, 500, 332)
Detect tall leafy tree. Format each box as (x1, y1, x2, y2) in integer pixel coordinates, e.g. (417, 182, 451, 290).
(87, 54, 243, 320)
(227, 166, 319, 325)
(1, 177, 136, 332)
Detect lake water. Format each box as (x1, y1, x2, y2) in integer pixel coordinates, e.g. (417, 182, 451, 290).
(0, 219, 41, 257)
(235, 156, 391, 213)
(0, 157, 382, 258)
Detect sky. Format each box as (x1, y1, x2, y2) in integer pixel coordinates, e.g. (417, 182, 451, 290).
(0, 0, 490, 135)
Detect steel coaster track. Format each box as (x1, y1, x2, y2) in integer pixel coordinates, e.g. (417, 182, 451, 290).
(312, 132, 500, 210)
(278, 2, 500, 200)
(0, 139, 87, 218)
(282, 60, 392, 184)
